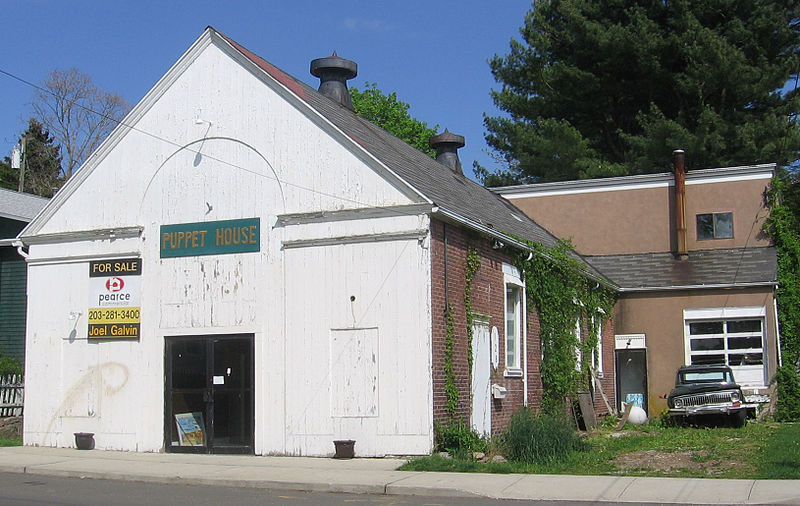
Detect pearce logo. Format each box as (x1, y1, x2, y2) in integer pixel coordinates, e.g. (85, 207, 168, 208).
(106, 277, 125, 292)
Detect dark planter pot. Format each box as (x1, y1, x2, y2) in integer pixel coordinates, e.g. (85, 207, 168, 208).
(333, 439, 355, 459)
(74, 432, 95, 450)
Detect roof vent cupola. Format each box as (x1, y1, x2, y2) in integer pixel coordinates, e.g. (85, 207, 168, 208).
(429, 129, 465, 175)
(310, 52, 357, 111)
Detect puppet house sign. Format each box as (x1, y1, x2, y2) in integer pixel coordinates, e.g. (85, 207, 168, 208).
(88, 258, 141, 339)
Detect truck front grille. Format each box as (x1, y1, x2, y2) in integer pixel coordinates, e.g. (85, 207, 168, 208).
(680, 392, 734, 407)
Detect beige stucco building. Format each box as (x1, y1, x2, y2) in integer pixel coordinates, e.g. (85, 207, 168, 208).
(496, 158, 778, 415)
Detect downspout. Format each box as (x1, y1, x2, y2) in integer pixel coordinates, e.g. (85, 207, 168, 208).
(774, 297, 783, 368)
(523, 286, 529, 406)
(13, 240, 29, 260)
(673, 149, 688, 260)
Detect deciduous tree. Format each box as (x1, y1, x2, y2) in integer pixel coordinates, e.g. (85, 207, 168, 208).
(32, 68, 130, 179)
(350, 82, 438, 156)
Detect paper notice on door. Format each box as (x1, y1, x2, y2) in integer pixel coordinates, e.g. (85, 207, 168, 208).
(213, 375, 225, 385)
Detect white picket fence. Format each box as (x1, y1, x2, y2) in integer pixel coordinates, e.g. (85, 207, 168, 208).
(0, 374, 23, 417)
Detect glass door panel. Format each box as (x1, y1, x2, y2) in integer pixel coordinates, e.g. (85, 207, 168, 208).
(165, 335, 253, 454)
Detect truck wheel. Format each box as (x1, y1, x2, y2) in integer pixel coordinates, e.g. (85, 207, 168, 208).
(728, 411, 746, 428)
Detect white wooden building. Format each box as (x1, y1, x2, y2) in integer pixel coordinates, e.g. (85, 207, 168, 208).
(19, 27, 613, 456)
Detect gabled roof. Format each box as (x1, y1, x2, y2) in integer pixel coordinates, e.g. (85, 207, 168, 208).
(17, 27, 612, 288)
(585, 247, 777, 292)
(0, 187, 49, 223)
(216, 29, 611, 286)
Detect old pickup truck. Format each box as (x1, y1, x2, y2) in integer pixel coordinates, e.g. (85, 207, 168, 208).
(667, 364, 747, 427)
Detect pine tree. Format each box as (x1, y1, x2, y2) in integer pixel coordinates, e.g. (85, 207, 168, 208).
(3, 119, 64, 197)
(480, 0, 800, 185)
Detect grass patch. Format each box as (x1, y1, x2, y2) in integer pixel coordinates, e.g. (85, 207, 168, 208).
(0, 437, 22, 447)
(756, 423, 800, 479)
(401, 421, 800, 479)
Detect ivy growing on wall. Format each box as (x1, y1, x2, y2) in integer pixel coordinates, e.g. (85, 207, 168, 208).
(512, 239, 616, 413)
(444, 302, 459, 417)
(764, 175, 800, 421)
(442, 246, 482, 420)
(464, 246, 482, 372)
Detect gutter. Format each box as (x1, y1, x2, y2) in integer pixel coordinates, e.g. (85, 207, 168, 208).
(432, 207, 618, 291)
(618, 281, 778, 293)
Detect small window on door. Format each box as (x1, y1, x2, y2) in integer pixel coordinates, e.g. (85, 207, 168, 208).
(696, 212, 733, 240)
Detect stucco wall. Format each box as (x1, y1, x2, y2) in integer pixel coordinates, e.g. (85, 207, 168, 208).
(614, 287, 777, 415)
(505, 176, 771, 256)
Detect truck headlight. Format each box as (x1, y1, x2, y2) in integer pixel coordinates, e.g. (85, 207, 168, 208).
(674, 398, 684, 408)
(730, 391, 741, 402)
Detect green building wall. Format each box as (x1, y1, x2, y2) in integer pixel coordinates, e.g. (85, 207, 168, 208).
(0, 218, 27, 364)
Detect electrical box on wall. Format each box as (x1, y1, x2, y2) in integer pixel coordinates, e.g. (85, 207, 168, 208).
(491, 383, 507, 399)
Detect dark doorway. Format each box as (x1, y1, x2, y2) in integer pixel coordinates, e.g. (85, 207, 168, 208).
(165, 334, 254, 454)
(615, 348, 648, 415)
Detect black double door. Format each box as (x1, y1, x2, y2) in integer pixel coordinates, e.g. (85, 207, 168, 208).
(165, 334, 254, 454)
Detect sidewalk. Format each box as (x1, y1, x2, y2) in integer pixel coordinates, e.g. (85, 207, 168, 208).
(0, 446, 798, 504)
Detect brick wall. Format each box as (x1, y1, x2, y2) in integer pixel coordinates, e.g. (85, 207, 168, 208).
(583, 316, 617, 417)
(430, 218, 616, 434)
(430, 219, 542, 432)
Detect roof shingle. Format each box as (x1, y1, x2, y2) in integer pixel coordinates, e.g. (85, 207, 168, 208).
(585, 247, 777, 291)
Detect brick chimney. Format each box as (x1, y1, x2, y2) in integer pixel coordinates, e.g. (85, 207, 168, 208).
(310, 52, 357, 111)
(429, 130, 465, 175)
(673, 149, 688, 260)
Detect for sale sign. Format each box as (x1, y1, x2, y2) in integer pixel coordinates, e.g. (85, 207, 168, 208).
(88, 258, 141, 339)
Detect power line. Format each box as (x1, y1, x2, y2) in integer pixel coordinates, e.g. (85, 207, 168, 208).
(0, 66, 425, 220)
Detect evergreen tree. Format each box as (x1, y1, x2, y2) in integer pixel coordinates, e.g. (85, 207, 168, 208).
(2, 119, 64, 197)
(350, 82, 438, 157)
(480, 0, 800, 185)
(0, 157, 18, 191)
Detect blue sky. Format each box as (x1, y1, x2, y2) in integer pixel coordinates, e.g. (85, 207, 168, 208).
(0, 0, 532, 182)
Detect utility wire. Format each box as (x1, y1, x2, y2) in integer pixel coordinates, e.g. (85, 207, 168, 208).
(0, 67, 424, 220)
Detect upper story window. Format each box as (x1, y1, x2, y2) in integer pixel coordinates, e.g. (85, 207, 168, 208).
(696, 212, 733, 240)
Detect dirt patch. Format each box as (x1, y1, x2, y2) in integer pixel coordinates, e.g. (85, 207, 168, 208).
(0, 416, 22, 439)
(613, 449, 744, 476)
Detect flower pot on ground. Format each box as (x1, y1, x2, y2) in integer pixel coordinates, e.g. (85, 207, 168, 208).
(74, 432, 94, 450)
(333, 439, 355, 459)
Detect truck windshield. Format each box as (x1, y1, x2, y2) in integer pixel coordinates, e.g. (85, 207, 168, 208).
(680, 370, 734, 383)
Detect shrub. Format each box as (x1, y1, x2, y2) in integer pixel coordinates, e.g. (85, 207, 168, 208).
(773, 365, 800, 422)
(434, 420, 486, 457)
(503, 408, 584, 464)
(0, 356, 23, 376)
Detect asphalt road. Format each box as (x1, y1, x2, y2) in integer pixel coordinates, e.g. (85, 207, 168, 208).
(0, 472, 543, 506)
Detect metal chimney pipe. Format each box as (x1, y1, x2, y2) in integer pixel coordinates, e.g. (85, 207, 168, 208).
(673, 149, 688, 260)
(429, 130, 465, 175)
(310, 52, 357, 111)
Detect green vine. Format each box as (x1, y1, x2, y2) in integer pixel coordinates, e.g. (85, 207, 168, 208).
(464, 247, 482, 372)
(764, 174, 800, 421)
(444, 302, 459, 417)
(511, 239, 616, 413)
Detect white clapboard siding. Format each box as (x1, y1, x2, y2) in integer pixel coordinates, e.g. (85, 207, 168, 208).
(22, 31, 434, 455)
